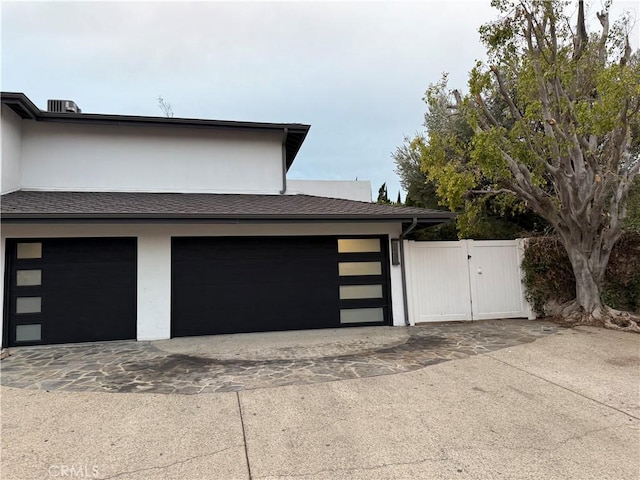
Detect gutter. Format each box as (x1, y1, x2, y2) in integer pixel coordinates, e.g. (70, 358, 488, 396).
(280, 127, 289, 194)
(399, 217, 418, 326)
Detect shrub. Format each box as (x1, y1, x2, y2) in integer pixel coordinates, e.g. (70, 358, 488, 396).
(522, 233, 640, 315)
(603, 233, 640, 312)
(521, 237, 574, 314)
(624, 178, 640, 233)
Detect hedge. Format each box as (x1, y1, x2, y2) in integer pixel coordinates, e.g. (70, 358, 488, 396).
(521, 233, 640, 315)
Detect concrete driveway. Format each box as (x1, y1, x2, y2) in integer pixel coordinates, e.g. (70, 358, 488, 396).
(1, 324, 639, 479)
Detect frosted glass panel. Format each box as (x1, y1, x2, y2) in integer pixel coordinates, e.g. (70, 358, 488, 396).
(339, 284, 383, 300)
(338, 262, 382, 276)
(17, 243, 42, 259)
(16, 324, 41, 342)
(16, 297, 41, 314)
(340, 308, 384, 324)
(338, 238, 381, 253)
(17, 270, 42, 286)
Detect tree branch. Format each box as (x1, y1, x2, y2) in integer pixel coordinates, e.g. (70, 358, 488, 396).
(524, 15, 562, 168)
(490, 66, 523, 121)
(573, 0, 589, 61)
(523, 4, 553, 65)
(596, 8, 609, 64)
(620, 36, 631, 67)
(474, 94, 500, 128)
(468, 188, 516, 197)
(452, 89, 463, 107)
(547, 2, 558, 63)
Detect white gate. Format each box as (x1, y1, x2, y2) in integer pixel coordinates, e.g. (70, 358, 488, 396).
(405, 239, 534, 323)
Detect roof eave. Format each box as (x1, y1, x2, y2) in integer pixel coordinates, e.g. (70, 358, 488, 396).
(0, 213, 455, 225)
(1, 92, 40, 119)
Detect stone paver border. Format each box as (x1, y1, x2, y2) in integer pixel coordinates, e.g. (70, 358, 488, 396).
(0, 320, 560, 394)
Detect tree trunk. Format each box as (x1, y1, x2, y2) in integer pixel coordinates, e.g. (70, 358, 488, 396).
(553, 234, 640, 332)
(567, 248, 605, 316)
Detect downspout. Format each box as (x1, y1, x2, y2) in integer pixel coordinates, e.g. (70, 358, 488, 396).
(279, 127, 289, 194)
(399, 218, 418, 326)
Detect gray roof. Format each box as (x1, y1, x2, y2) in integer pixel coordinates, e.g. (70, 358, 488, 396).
(1, 191, 454, 224)
(1, 92, 309, 169)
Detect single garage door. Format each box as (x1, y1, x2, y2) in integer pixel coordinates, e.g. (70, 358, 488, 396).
(171, 236, 390, 337)
(4, 238, 137, 347)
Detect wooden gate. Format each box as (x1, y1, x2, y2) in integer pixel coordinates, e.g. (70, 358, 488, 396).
(405, 239, 534, 323)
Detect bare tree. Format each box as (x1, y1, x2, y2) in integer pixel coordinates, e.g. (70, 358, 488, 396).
(157, 95, 174, 118)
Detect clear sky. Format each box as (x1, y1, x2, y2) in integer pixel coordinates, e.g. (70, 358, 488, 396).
(2, 1, 637, 200)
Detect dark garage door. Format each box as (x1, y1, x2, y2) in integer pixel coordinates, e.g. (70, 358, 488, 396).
(4, 238, 137, 347)
(171, 236, 391, 337)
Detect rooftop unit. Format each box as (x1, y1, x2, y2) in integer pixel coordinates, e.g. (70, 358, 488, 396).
(47, 99, 81, 114)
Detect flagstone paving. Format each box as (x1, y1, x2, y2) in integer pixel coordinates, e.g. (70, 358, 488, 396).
(0, 320, 560, 394)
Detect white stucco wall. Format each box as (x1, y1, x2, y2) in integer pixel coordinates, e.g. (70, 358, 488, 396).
(287, 180, 372, 202)
(1, 107, 23, 194)
(19, 122, 284, 194)
(137, 234, 172, 340)
(1, 222, 407, 344)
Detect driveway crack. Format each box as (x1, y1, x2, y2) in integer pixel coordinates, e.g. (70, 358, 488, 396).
(256, 455, 453, 479)
(485, 353, 640, 420)
(237, 391, 253, 480)
(100, 445, 242, 479)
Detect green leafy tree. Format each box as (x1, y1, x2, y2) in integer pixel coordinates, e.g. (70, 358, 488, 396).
(415, 0, 640, 330)
(393, 136, 441, 209)
(395, 90, 548, 239)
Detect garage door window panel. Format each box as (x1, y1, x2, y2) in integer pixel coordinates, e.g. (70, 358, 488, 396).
(15, 324, 42, 342)
(337, 238, 381, 253)
(340, 308, 385, 324)
(16, 270, 42, 286)
(16, 296, 42, 314)
(16, 243, 42, 259)
(338, 262, 382, 276)
(339, 284, 383, 300)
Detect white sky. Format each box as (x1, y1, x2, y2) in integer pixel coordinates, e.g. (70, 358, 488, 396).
(2, 1, 638, 199)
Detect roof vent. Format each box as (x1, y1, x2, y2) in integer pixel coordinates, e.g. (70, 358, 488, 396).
(47, 99, 81, 114)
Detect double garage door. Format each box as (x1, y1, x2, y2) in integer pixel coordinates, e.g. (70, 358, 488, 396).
(5, 236, 390, 346)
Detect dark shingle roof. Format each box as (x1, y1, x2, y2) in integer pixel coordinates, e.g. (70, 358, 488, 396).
(1, 191, 454, 224)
